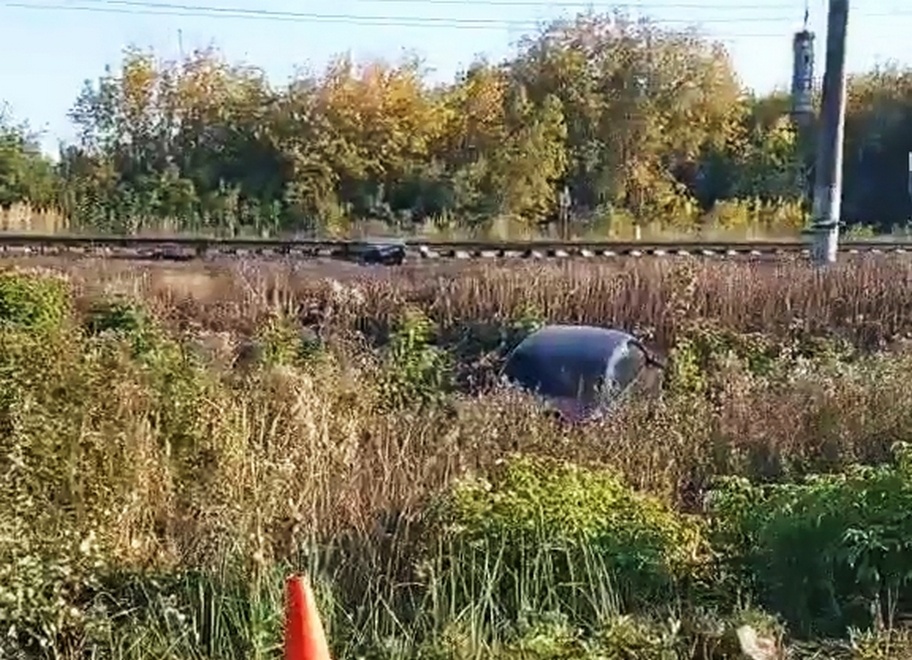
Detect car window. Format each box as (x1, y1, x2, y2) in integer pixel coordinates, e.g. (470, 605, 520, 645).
(596, 341, 650, 406)
(504, 351, 606, 402)
(610, 341, 649, 390)
(553, 358, 605, 401)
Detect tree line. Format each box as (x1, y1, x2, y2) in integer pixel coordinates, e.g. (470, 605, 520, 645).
(2, 12, 912, 237)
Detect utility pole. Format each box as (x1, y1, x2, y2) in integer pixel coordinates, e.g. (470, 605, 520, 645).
(809, 0, 849, 265)
(907, 152, 912, 226)
(558, 185, 571, 240)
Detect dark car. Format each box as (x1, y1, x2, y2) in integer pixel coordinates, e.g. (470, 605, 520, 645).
(502, 325, 664, 422)
(344, 238, 407, 265)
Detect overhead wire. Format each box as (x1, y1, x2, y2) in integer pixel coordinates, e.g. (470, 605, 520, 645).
(344, 0, 805, 8)
(1, 0, 909, 37)
(72, 0, 813, 22)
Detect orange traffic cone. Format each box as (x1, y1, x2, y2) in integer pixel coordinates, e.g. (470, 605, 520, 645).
(284, 573, 331, 660)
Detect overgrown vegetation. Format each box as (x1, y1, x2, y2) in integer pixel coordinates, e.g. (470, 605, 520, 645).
(2, 12, 912, 237)
(3, 258, 912, 657)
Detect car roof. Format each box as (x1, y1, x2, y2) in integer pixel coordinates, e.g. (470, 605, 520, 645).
(507, 325, 637, 364)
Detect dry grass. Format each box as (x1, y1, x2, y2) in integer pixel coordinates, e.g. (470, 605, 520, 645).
(5, 254, 912, 657)
(0, 201, 860, 241)
(7, 254, 912, 347)
(6, 257, 912, 515)
(0, 203, 70, 232)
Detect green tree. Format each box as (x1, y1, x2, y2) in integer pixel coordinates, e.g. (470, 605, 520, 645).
(510, 13, 741, 224)
(696, 93, 804, 206)
(66, 47, 284, 233)
(22, 18, 912, 237)
(439, 63, 568, 223)
(842, 65, 912, 229)
(0, 107, 58, 208)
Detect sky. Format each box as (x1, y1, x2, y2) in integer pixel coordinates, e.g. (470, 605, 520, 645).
(0, 0, 910, 155)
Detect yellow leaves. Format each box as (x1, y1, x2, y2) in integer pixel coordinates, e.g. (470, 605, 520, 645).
(440, 64, 511, 160)
(461, 66, 508, 129)
(312, 56, 440, 182)
(70, 11, 902, 233)
(119, 51, 158, 125)
(81, 47, 273, 150)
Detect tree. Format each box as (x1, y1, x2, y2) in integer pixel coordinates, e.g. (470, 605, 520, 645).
(66, 47, 283, 232)
(509, 13, 741, 223)
(11, 13, 910, 237)
(842, 65, 912, 228)
(0, 107, 57, 208)
(436, 63, 567, 224)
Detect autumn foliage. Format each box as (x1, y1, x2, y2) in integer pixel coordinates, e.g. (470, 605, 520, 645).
(2, 12, 912, 236)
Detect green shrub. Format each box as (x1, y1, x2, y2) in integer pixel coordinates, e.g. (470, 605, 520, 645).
(256, 313, 322, 367)
(0, 326, 107, 520)
(85, 302, 215, 466)
(502, 612, 684, 659)
(90, 568, 284, 660)
(427, 456, 704, 625)
(667, 321, 858, 398)
(0, 268, 70, 332)
(0, 317, 236, 656)
(667, 321, 782, 396)
(0, 538, 285, 660)
(378, 306, 452, 409)
(410, 609, 785, 659)
(709, 444, 912, 636)
(0, 513, 112, 658)
(84, 295, 157, 357)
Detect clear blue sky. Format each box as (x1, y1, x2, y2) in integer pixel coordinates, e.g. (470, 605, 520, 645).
(0, 0, 909, 155)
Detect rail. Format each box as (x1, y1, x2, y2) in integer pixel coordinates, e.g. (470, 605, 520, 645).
(0, 233, 910, 261)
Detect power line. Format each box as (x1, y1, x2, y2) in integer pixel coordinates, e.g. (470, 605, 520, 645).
(85, 0, 834, 24)
(12, 0, 803, 24)
(2, 0, 908, 33)
(353, 0, 804, 8)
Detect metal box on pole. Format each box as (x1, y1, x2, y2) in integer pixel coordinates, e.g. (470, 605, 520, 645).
(791, 29, 816, 127)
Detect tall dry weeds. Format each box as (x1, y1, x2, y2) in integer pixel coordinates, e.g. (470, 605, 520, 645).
(4, 255, 912, 563)
(4, 257, 912, 656)
(5, 255, 908, 348)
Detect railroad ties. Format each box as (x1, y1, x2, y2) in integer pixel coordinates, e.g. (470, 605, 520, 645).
(0, 234, 908, 262)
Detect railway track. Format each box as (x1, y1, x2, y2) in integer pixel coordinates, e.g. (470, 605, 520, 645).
(0, 234, 910, 262)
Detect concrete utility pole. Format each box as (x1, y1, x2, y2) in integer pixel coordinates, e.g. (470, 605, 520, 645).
(809, 0, 849, 265)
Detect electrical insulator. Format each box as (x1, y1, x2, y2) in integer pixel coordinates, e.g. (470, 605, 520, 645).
(791, 30, 815, 123)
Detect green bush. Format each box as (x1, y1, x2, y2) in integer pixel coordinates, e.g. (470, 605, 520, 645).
(88, 568, 284, 660)
(0, 318, 232, 656)
(84, 295, 158, 357)
(667, 321, 858, 398)
(0, 513, 112, 657)
(409, 608, 784, 659)
(501, 612, 683, 659)
(378, 306, 452, 409)
(427, 456, 704, 625)
(709, 444, 912, 636)
(84, 300, 215, 464)
(255, 313, 323, 367)
(0, 268, 70, 332)
(0, 327, 108, 521)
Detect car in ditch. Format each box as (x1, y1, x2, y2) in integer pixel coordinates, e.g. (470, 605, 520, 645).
(502, 325, 665, 422)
